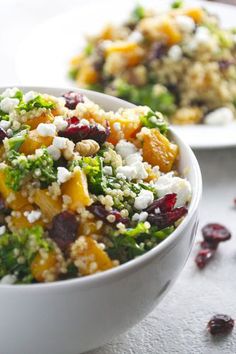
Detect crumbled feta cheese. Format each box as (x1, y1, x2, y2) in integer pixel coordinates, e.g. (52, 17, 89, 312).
(116, 140, 137, 159)
(6, 128, 13, 137)
(37, 123, 56, 137)
(116, 165, 137, 180)
(154, 173, 191, 207)
(0, 274, 16, 285)
(132, 211, 148, 222)
(113, 122, 121, 131)
(134, 190, 154, 210)
(168, 45, 182, 61)
(125, 152, 142, 165)
(1, 87, 19, 98)
(53, 136, 68, 149)
(24, 210, 42, 224)
(103, 166, 113, 175)
(0, 97, 19, 113)
(0, 120, 10, 130)
(47, 145, 61, 160)
(128, 30, 143, 43)
(132, 162, 148, 180)
(24, 91, 37, 103)
(54, 116, 68, 131)
(79, 118, 90, 126)
(194, 26, 212, 45)
(57, 167, 72, 184)
(0, 225, 6, 235)
(204, 107, 234, 125)
(175, 15, 195, 33)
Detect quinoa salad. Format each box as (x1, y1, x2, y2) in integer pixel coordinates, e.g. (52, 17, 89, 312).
(0, 88, 191, 284)
(69, 1, 236, 126)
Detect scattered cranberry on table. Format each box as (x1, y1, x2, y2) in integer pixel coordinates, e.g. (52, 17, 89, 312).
(208, 314, 234, 335)
(195, 223, 231, 269)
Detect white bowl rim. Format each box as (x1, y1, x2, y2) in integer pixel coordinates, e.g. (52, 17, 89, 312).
(0, 86, 202, 291)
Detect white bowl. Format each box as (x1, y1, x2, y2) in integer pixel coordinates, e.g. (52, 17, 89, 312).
(0, 87, 202, 354)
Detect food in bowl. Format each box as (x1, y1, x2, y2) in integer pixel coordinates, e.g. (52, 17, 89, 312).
(69, 2, 236, 125)
(0, 87, 191, 284)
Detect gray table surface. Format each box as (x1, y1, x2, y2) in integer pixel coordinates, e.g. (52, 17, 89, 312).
(1, 1, 236, 353)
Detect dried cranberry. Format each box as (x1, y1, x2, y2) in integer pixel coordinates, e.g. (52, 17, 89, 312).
(208, 314, 234, 335)
(49, 211, 79, 251)
(147, 206, 188, 230)
(149, 42, 167, 61)
(59, 119, 110, 145)
(218, 60, 233, 70)
(200, 240, 218, 251)
(195, 248, 216, 269)
(62, 91, 84, 110)
(88, 202, 129, 225)
(202, 223, 231, 243)
(0, 128, 7, 142)
(145, 194, 177, 214)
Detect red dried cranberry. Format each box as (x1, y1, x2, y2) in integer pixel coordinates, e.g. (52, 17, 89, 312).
(208, 314, 234, 335)
(62, 91, 84, 110)
(88, 202, 129, 225)
(49, 211, 79, 251)
(218, 60, 234, 70)
(200, 240, 218, 250)
(202, 223, 231, 243)
(59, 119, 110, 145)
(145, 194, 177, 214)
(0, 128, 7, 142)
(195, 248, 216, 269)
(147, 206, 187, 230)
(149, 42, 167, 60)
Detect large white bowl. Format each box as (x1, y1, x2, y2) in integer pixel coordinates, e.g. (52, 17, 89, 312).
(0, 87, 202, 354)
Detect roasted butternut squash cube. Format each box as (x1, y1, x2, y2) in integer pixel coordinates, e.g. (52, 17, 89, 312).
(71, 236, 114, 276)
(0, 170, 28, 210)
(160, 18, 181, 45)
(20, 130, 53, 155)
(108, 116, 142, 145)
(31, 251, 59, 282)
(183, 8, 204, 23)
(27, 113, 54, 130)
(34, 189, 62, 221)
(142, 129, 178, 172)
(61, 168, 91, 211)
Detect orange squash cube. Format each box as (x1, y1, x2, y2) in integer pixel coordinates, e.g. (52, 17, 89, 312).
(34, 189, 62, 221)
(61, 168, 91, 211)
(142, 129, 178, 172)
(0, 170, 28, 210)
(160, 19, 181, 45)
(31, 251, 59, 282)
(71, 236, 114, 276)
(26, 113, 54, 130)
(20, 130, 53, 155)
(183, 8, 204, 23)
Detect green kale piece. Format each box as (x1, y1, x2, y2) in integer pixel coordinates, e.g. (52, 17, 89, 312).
(131, 5, 145, 22)
(171, 0, 184, 9)
(0, 226, 52, 284)
(7, 133, 27, 151)
(114, 79, 176, 116)
(84, 42, 94, 56)
(5, 150, 30, 191)
(68, 67, 79, 80)
(17, 95, 55, 112)
(30, 149, 57, 185)
(81, 156, 105, 194)
(140, 110, 168, 134)
(108, 234, 145, 263)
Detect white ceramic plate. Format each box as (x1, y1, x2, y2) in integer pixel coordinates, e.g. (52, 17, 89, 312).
(15, 0, 236, 149)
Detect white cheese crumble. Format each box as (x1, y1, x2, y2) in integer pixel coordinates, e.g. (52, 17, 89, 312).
(37, 123, 56, 137)
(79, 118, 90, 126)
(57, 167, 72, 184)
(204, 107, 234, 125)
(116, 165, 137, 180)
(116, 140, 137, 159)
(168, 45, 182, 61)
(24, 91, 37, 103)
(175, 15, 195, 33)
(24, 210, 42, 224)
(154, 173, 191, 207)
(0, 97, 19, 113)
(125, 152, 142, 165)
(0, 274, 16, 285)
(132, 211, 148, 222)
(0, 120, 11, 130)
(53, 136, 68, 149)
(0, 225, 6, 235)
(1, 87, 19, 98)
(54, 116, 68, 131)
(103, 166, 113, 175)
(47, 145, 61, 160)
(134, 190, 154, 210)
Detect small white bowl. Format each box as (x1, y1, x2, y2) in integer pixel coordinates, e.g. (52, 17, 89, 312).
(0, 87, 202, 354)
